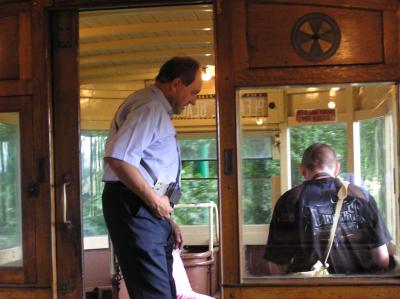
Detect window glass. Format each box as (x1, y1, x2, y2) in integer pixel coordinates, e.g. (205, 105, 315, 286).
(174, 136, 218, 225)
(359, 116, 396, 236)
(80, 132, 219, 231)
(290, 123, 348, 187)
(0, 113, 22, 267)
(241, 133, 280, 225)
(80, 131, 107, 237)
(238, 83, 399, 280)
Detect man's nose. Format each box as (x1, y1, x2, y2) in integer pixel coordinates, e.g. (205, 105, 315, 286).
(190, 96, 197, 105)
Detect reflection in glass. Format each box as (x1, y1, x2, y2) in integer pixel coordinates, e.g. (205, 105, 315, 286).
(238, 83, 398, 280)
(0, 113, 22, 267)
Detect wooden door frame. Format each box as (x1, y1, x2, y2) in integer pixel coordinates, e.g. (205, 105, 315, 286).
(49, 1, 214, 299)
(0, 1, 53, 298)
(51, 9, 83, 299)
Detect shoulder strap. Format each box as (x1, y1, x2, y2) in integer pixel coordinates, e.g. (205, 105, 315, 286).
(140, 156, 181, 186)
(140, 159, 157, 185)
(323, 177, 349, 265)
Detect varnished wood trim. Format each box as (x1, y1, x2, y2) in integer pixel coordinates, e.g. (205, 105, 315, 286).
(18, 11, 32, 80)
(234, 65, 400, 87)
(224, 285, 400, 299)
(0, 97, 36, 285)
(232, 0, 247, 73)
(31, 0, 54, 286)
(50, 0, 212, 9)
(383, 10, 398, 64)
(0, 287, 52, 299)
(249, 0, 398, 11)
(214, 0, 240, 285)
(0, 1, 29, 17)
(51, 9, 84, 299)
(0, 80, 32, 96)
(233, 276, 400, 287)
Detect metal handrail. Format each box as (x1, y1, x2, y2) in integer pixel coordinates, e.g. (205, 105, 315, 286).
(174, 201, 219, 253)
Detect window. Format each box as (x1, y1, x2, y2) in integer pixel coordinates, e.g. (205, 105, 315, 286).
(80, 131, 219, 247)
(80, 131, 107, 238)
(238, 83, 399, 280)
(0, 113, 22, 267)
(174, 134, 218, 225)
(241, 132, 280, 225)
(359, 116, 397, 236)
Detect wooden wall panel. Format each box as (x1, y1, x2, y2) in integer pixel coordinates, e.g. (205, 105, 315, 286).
(229, 0, 399, 87)
(247, 3, 383, 67)
(224, 286, 400, 299)
(0, 288, 52, 299)
(216, 1, 400, 297)
(0, 15, 19, 79)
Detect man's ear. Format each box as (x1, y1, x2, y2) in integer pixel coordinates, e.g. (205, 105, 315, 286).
(333, 162, 341, 176)
(171, 77, 181, 93)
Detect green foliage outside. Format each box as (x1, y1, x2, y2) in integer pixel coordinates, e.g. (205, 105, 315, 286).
(289, 123, 348, 187)
(359, 117, 387, 221)
(174, 138, 218, 225)
(77, 119, 391, 235)
(0, 122, 20, 250)
(0, 115, 392, 240)
(240, 132, 280, 224)
(80, 131, 108, 237)
(242, 159, 280, 224)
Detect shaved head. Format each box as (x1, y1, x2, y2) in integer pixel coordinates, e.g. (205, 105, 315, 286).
(301, 143, 338, 171)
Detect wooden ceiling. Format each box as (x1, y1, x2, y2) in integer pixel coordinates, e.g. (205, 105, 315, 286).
(79, 4, 214, 86)
(79, 4, 216, 132)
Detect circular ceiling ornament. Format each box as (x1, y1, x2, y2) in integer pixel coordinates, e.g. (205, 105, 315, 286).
(291, 13, 341, 62)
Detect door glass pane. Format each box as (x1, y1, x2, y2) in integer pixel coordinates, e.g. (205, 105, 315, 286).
(80, 131, 108, 238)
(0, 112, 22, 267)
(238, 83, 399, 280)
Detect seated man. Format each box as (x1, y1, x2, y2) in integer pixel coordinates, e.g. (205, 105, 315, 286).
(264, 143, 392, 275)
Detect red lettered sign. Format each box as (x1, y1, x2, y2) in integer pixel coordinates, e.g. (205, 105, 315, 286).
(296, 109, 336, 123)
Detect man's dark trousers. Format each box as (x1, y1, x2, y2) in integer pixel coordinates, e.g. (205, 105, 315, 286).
(102, 182, 176, 299)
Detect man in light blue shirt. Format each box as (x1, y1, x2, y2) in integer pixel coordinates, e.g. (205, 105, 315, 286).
(102, 56, 202, 299)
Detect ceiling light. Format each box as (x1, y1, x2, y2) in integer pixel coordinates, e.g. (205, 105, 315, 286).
(202, 65, 215, 81)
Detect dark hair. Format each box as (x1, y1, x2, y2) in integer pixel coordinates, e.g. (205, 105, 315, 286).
(301, 143, 338, 171)
(155, 56, 201, 86)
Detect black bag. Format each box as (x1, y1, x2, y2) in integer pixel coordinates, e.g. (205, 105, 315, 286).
(165, 182, 182, 206)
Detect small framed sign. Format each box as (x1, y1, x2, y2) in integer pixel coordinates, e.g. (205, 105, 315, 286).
(296, 108, 336, 123)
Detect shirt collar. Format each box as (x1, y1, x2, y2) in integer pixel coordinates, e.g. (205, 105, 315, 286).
(150, 85, 174, 118)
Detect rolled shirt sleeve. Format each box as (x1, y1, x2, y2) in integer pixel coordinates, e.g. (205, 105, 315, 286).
(104, 104, 158, 168)
(102, 85, 180, 186)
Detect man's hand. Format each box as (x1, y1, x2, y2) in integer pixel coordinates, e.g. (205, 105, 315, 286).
(149, 194, 173, 219)
(170, 219, 183, 249)
(104, 158, 174, 219)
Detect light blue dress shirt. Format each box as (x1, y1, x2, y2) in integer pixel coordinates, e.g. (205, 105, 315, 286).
(102, 85, 180, 187)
